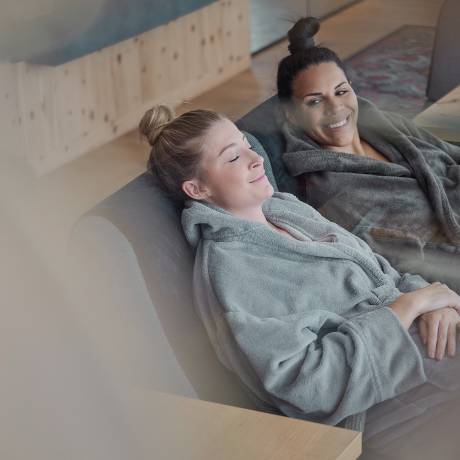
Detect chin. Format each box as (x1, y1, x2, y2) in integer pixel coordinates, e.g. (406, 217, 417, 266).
(265, 183, 275, 198)
(255, 186, 274, 207)
(328, 134, 354, 148)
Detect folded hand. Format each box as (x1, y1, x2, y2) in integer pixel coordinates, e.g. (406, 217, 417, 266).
(418, 307, 460, 360)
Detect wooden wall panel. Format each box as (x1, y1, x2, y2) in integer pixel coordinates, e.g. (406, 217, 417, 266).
(1, 0, 250, 175)
(0, 63, 25, 161)
(16, 63, 58, 168)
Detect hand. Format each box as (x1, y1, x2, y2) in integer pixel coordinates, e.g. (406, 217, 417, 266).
(390, 282, 460, 330)
(418, 307, 460, 360)
(400, 282, 460, 315)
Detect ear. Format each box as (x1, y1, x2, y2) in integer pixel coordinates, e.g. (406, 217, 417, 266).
(182, 179, 210, 201)
(283, 103, 298, 126)
(285, 109, 297, 126)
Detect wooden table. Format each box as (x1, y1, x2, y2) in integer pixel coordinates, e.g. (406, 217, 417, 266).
(127, 391, 362, 460)
(414, 84, 460, 143)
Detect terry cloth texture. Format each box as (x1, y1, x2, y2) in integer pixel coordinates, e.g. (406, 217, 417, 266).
(283, 97, 460, 292)
(182, 192, 441, 431)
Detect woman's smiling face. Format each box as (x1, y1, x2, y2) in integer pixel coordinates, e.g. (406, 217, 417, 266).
(289, 61, 359, 150)
(182, 118, 274, 218)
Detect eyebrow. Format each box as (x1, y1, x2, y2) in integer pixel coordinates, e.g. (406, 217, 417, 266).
(302, 81, 348, 98)
(217, 133, 246, 157)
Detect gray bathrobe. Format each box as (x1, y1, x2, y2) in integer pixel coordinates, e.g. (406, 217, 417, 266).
(283, 97, 460, 292)
(182, 192, 438, 432)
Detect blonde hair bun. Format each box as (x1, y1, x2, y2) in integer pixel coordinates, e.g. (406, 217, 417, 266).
(139, 105, 175, 147)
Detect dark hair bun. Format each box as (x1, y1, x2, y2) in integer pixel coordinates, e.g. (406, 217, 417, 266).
(287, 17, 320, 55)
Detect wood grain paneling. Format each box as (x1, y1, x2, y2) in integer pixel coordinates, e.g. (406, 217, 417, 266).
(2, 0, 250, 175)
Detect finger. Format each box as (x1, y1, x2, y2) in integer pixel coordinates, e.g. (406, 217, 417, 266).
(436, 320, 449, 360)
(419, 320, 428, 345)
(448, 323, 457, 358)
(427, 319, 439, 359)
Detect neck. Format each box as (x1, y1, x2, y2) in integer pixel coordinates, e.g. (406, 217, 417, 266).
(230, 205, 268, 225)
(326, 130, 366, 156)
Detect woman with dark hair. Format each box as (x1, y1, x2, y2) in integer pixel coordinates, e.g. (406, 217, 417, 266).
(277, 17, 460, 299)
(139, 105, 460, 459)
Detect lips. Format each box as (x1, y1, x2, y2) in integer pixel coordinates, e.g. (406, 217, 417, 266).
(250, 172, 266, 183)
(327, 114, 350, 129)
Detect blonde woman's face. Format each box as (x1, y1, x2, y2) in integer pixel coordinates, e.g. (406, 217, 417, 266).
(183, 119, 274, 216)
(289, 62, 359, 150)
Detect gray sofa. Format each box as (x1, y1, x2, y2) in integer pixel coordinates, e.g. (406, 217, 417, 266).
(70, 129, 282, 411)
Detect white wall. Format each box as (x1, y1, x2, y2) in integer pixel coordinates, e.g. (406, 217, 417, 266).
(251, 0, 358, 52)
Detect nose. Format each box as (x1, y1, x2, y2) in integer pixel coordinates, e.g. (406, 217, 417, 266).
(325, 96, 344, 115)
(248, 149, 263, 169)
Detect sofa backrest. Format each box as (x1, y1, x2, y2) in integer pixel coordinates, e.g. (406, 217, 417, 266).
(70, 132, 277, 409)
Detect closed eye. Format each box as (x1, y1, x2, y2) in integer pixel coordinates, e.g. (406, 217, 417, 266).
(228, 155, 240, 163)
(243, 136, 253, 150)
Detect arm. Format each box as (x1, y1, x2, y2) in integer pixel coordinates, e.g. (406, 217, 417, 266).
(392, 285, 460, 360)
(374, 252, 460, 358)
(223, 282, 460, 425)
(224, 306, 426, 426)
(389, 282, 460, 330)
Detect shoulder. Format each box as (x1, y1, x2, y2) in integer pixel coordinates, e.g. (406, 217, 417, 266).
(381, 111, 420, 136)
(357, 97, 419, 138)
(269, 191, 314, 213)
(271, 191, 300, 203)
(270, 191, 316, 212)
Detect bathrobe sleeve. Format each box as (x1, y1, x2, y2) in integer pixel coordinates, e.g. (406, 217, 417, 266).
(223, 304, 426, 426)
